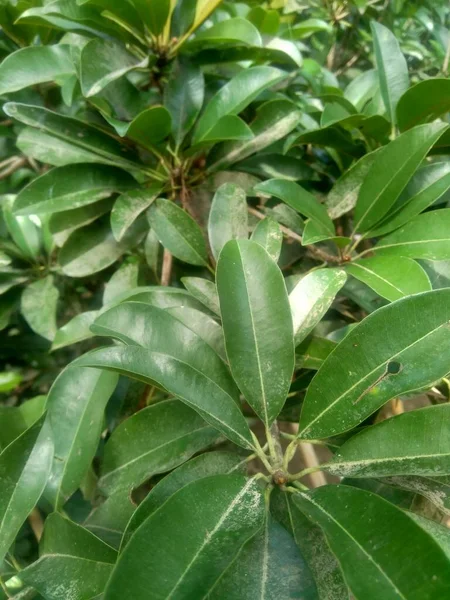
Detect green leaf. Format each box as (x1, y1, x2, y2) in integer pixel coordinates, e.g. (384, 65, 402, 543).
(368, 163, 450, 238)
(255, 179, 334, 235)
(104, 475, 265, 600)
(209, 99, 302, 172)
(0, 396, 46, 450)
(80, 38, 148, 97)
(324, 404, 450, 478)
(353, 122, 448, 233)
(0, 418, 53, 563)
(211, 512, 318, 600)
(299, 289, 450, 439)
(188, 17, 262, 49)
(51, 311, 98, 351)
(410, 513, 450, 560)
(84, 489, 137, 549)
(164, 59, 204, 145)
(0, 45, 74, 96)
(107, 285, 208, 312)
(49, 198, 113, 247)
(293, 484, 450, 599)
(371, 21, 409, 123)
(2, 195, 41, 261)
(382, 475, 450, 516)
(103, 260, 139, 306)
(4, 103, 142, 171)
(21, 275, 59, 341)
(397, 79, 450, 132)
(130, 0, 171, 35)
(75, 344, 253, 450)
(198, 114, 253, 144)
(123, 451, 246, 546)
(97, 399, 220, 494)
(167, 306, 226, 361)
(13, 164, 135, 216)
(193, 66, 287, 144)
(289, 269, 347, 345)
(251, 217, 283, 262)
(59, 217, 146, 277)
(45, 366, 118, 508)
(111, 106, 172, 146)
(296, 337, 337, 371)
(111, 184, 162, 241)
(144, 228, 160, 274)
(374, 209, 450, 260)
(326, 149, 382, 220)
(148, 198, 209, 266)
(271, 488, 348, 600)
(20, 513, 116, 600)
(182, 276, 221, 315)
(89, 302, 252, 448)
(208, 183, 248, 261)
(217, 240, 295, 425)
(346, 256, 431, 302)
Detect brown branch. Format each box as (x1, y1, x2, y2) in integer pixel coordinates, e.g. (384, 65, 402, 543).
(161, 248, 173, 286)
(0, 157, 27, 180)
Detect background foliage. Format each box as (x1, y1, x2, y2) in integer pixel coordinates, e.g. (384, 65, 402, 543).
(1, 0, 450, 598)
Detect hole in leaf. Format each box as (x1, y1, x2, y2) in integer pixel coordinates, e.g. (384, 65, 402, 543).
(387, 361, 402, 375)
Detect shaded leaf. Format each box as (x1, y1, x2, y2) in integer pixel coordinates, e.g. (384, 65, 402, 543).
(397, 79, 450, 131)
(21, 275, 59, 340)
(208, 183, 248, 261)
(182, 276, 220, 315)
(51, 311, 98, 351)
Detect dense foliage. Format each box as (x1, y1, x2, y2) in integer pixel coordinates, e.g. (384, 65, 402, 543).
(1, 0, 450, 598)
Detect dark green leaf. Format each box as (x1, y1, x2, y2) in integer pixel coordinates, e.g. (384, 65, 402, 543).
(103, 261, 139, 306)
(49, 198, 114, 247)
(397, 79, 450, 131)
(182, 276, 220, 315)
(353, 122, 448, 233)
(21, 275, 59, 340)
(148, 198, 209, 266)
(111, 184, 162, 241)
(217, 240, 295, 425)
(130, 0, 171, 35)
(167, 306, 226, 360)
(0, 418, 53, 563)
(299, 289, 450, 439)
(198, 115, 253, 144)
(0, 395, 46, 451)
(104, 475, 265, 600)
(188, 17, 261, 49)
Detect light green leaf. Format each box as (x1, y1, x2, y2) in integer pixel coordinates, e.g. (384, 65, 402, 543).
(111, 106, 172, 146)
(209, 99, 302, 172)
(4, 103, 142, 171)
(0, 45, 74, 96)
(97, 399, 220, 494)
(51, 311, 98, 351)
(0, 418, 53, 564)
(368, 162, 450, 237)
(2, 195, 41, 261)
(144, 228, 160, 275)
(21, 275, 59, 341)
(326, 149, 382, 220)
(397, 79, 450, 131)
(208, 183, 248, 261)
(49, 198, 113, 247)
(164, 59, 204, 145)
(104, 475, 265, 600)
(374, 209, 450, 260)
(324, 404, 450, 478)
(13, 164, 135, 216)
(198, 114, 253, 144)
(123, 451, 246, 546)
(353, 122, 448, 233)
(111, 184, 162, 241)
(182, 276, 221, 315)
(271, 488, 348, 600)
(371, 21, 409, 123)
(45, 366, 118, 508)
(80, 38, 148, 97)
(20, 512, 116, 600)
(0, 396, 46, 451)
(193, 66, 287, 144)
(217, 240, 295, 425)
(103, 260, 139, 306)
(346, 256, 431, 302)
(289, 269, 347, 345)
(293, 484, 450, 599)
(59, 217, 146, 277)
(148, 198, 209, 266)
(251, 217, 282, 262)
(106, 285, 208, 312)
(255, 179, 334, 235)
(190, 17, 261, 49)
(300, 289, 450, 439)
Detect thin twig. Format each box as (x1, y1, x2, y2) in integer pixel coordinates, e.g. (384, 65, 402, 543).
(0, 157, 27, 180)
(160, 249, 173, 286)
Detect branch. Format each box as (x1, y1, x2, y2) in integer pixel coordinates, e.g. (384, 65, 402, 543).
(161, 249, 173, 286)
